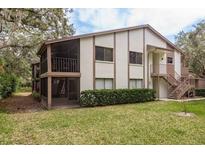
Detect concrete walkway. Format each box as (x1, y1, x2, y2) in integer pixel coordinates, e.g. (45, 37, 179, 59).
(160, 97, 205, 102)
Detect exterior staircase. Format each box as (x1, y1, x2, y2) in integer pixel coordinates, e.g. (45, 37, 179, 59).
(162, 73, 195, 99)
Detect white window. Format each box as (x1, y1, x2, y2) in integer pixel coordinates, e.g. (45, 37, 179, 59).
(129, 79, 143, 89)
(96, 79, 104, 89)
(96, 78, 113, 89)
(105, 79, 113, 89)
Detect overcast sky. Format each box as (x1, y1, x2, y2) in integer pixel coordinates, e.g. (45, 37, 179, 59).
(70, 8, 205, 43)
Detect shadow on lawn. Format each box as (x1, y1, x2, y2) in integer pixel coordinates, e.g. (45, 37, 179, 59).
(0, 92, 43, 114)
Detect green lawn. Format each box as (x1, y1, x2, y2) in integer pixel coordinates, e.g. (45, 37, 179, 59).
(0, 100, 205, 144)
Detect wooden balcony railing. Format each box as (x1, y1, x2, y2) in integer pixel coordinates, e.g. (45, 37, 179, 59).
(150, 64, 167, 75)
(52, 57, 80, 72)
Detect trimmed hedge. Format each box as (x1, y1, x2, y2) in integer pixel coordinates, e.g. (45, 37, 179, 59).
(195, 89, 205, 97)
(80, 89, 156, 107)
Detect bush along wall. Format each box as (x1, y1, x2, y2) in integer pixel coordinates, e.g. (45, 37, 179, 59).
(195, 89, 205, 97)
(80, 89, 156, 107)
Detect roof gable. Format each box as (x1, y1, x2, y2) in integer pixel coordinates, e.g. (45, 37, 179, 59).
(37, 24, 184, 55)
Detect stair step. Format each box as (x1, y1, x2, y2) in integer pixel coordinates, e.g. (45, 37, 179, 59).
(162, 73, 194, 99)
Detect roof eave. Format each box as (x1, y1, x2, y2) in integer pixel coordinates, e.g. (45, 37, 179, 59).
(36, 24, 185, 56)
(37, 42, 46, 56)
(44, 24, 149, 45)
(145, 24, 185, 55)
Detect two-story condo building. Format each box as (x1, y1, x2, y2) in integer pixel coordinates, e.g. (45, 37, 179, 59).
(36, 24, 195, 109)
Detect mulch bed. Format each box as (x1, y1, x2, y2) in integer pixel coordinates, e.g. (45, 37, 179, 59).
(0, 92, 43, 113)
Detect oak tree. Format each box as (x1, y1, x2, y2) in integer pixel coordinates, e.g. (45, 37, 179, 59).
(0, 8, 75, 83)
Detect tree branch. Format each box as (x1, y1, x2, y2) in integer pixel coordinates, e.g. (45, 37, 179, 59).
(0, 43, 41, 50)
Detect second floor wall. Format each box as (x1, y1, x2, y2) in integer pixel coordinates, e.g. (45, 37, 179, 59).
(38, 27, 183, 91)
(80, 28, 182, 91)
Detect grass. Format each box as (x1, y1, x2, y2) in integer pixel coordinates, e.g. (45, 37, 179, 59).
(0, 99, 205, 144)
(0, 109, 14, 144)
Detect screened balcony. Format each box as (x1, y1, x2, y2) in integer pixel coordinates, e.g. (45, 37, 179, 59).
(51, 39, 80, 72)
(40, 49, 48, 74)
(40, 39, 80, 74)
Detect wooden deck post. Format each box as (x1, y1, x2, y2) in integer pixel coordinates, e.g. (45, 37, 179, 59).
(47, 77, 52, 109)
(157, 76, 160, 100)
(47, 44, 52, 109)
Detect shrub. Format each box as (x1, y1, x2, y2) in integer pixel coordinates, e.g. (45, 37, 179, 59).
(0, 73, 18, 99)
(32, 91, 41, 102)
(20, 82, 32, 88)
(195, 89, 205, 97)
(80, 89, 156, 107)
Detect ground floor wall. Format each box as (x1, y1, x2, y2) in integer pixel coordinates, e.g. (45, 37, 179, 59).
(159, 78, 168, 98)
(152, 77, 168, 99)
(39, 75, 174, 109)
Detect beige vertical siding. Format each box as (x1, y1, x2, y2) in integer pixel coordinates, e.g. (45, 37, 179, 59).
(95, 62, 114, 78)
(148, 52, 153, 88)
(129, 65, 143, 79)
(80, 37, 94, 91)
(95, 34, 114, 48)
(145, 29, 167, 48)
(79, 27, 183, 99)
(116, 31, 128, 88)
(145, 29, 167, 97)
(129, 29, 143, 52)
(159, 78, 168, 98)
(129, 29, 144, 81)
(95, 34, 114, 79)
